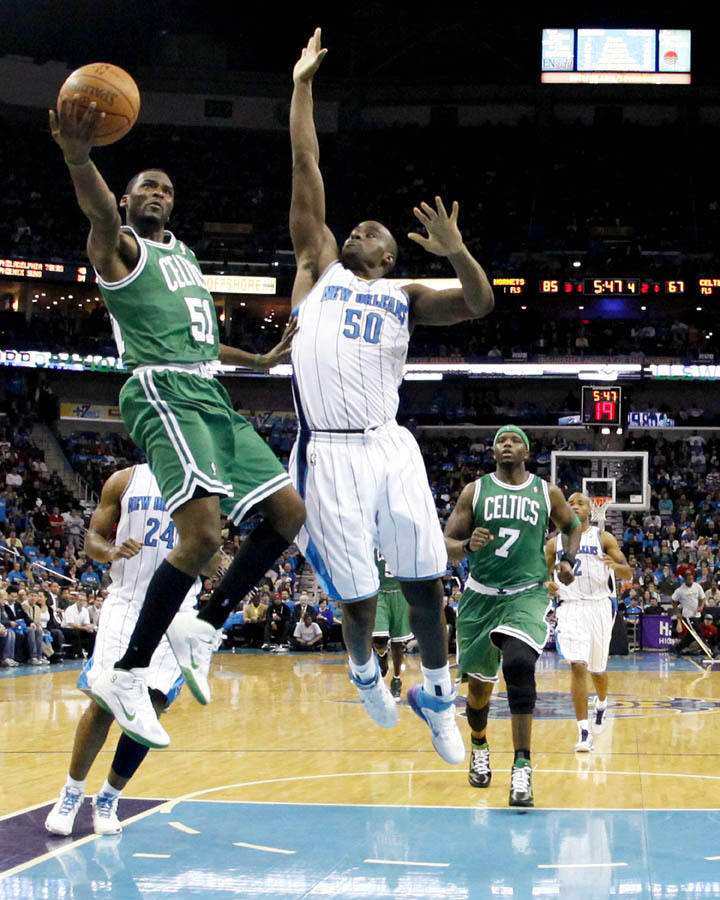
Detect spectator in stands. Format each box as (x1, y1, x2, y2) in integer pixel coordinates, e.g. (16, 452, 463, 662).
(700, 613, 718, 649)
(48, 506, 65, 540)
(643, 593, 664, 615)
(262, 594, 291, 650)
(63, 507, 85, 542)
(240, 593, 268, 647)
(289, 613, 323, 651)
(22, 590, 59, 663)
(61, 593, 95, 659)
(0, 613, 19, 666)
(291, 591, 315, 629)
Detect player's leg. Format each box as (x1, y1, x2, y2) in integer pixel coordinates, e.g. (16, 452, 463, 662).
(164, 409, 302, 703)
(343, 595, 398, 728)
(45, 700, 114, 835)
(197, 484, 305, 629)
(386, 588, 411, 698)
(92, 691, 165, 836)
(589, 670, 609, 732)
(403, 578, 465, 765)
(555, 598, 594, 749)
(373, 636, 390, 677)
(390, 640, 405, 698)
(467, 676, 495, 787)
(570, 661, 594, 751)
(498, 635, 539, 807)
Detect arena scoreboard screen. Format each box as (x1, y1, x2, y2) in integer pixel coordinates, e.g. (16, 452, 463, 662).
(541, 28, 691, 84)
(581, 386, 623, 427)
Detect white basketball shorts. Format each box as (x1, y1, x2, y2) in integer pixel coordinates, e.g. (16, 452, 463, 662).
(289, 421, 448, 601)
(555, 596, 614, 673)
(78, 591, 185, 705)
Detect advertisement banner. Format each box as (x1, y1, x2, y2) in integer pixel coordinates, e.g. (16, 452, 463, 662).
(640, 615, 674, 650)
(60, 403, 123, 422)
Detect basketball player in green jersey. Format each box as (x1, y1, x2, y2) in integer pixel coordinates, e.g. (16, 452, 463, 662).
(50, 97, 306, 748)
(372, 550, 412, 700)
(444, 425, 581, 806)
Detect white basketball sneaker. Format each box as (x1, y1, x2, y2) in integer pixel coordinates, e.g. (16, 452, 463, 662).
(166, 612, 222, 705)
(592, 696, 609, 734)
(45, 786, 84, 836)
(91, 668, 169, 748)
(574, 726, 594, 752)
(92, 792, 122, 835)
(407, 684, 466, 765)
(350, 661, 398, 728)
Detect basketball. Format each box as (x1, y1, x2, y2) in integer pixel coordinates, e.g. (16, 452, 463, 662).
(56, 63, 140, 146)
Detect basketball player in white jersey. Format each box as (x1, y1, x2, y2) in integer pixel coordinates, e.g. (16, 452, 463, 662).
(288, 30, 494, 764)
(45, 465, 207, 837)
(544, 493, 632, 751)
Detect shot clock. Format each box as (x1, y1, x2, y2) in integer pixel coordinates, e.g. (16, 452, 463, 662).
(581, 386, 623, 426)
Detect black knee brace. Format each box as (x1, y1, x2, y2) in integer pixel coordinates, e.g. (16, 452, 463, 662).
(500, 637, 539, 715)
(466, 702, 490, 733)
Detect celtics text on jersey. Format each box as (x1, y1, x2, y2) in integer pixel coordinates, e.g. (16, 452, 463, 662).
(469, 472, 552, 590)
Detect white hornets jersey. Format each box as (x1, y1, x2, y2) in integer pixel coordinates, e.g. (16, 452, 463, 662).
(109, 465, 200, 609)
(554, 526, 612, 601)
(291, 261, 410, 430)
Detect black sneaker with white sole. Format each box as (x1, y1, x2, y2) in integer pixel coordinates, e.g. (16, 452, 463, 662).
(509, 760, 534, 807)
(468, 744, 492, 788)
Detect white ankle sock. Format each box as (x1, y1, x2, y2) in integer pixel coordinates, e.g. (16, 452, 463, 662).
(350, 657, 376, 682)
(99, 779, 122, 799)
(595, 697, 607, 710)
(66, 775, 86, 794)
(578, 719, 589, 733)
(421, 664, 453, 699)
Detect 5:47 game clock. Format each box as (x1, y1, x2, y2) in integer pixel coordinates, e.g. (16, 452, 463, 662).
(581, 386, 623, 426)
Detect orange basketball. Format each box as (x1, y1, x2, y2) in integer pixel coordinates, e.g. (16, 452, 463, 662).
(57, 62, 140, 146)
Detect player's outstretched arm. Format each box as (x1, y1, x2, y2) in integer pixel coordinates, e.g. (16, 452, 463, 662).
(219, 318, 298, 369)
(405, 196, 495, 327)
(549, 484, 581, 585)
(49, 96, 135, 281)
(444, 483, 494, 562)
(600, 532, 633, 580)
(85, 468, 142, 565)
(289, 28, 338, 307)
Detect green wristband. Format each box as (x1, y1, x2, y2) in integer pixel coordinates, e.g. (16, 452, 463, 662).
(562, 514, 581, 535)
(64, 158, 91, 169)
(253, 353, 262, 368)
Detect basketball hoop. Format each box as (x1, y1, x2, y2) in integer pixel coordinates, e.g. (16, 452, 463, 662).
(589, 496, 613, 528)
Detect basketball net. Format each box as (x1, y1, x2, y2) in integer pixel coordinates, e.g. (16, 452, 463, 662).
(589, 496, 613, 529)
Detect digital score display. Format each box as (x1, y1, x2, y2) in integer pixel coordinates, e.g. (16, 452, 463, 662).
(582, 386, 623, 427)
(537, 279, 687, 295)
(577, 29, 656, 72)
(0, 258, 92, 282)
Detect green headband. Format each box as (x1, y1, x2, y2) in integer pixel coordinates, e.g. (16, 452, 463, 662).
(493, 425, 530, 451)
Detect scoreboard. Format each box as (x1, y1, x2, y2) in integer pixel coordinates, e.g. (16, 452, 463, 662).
(581, 386, 622, 427)
(0, 258, 92, 282)
(491, 277, 697, 296)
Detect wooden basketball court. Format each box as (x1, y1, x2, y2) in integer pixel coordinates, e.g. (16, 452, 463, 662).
(2, 649, 720, 897)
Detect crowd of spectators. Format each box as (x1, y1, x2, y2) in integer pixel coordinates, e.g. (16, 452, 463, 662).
(7, 400, 720, 664)
(2, 116, 720, 275)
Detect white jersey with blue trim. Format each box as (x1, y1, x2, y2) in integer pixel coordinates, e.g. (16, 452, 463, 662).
(290, 261, 410, 431)
(109, 464, 199, 609)
(554, 525, 612, 601)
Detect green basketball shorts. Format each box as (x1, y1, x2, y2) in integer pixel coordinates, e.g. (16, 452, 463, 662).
(456, 584, 552, 682)
(120, 368, 291, 522)
(372, 588, 412, 641)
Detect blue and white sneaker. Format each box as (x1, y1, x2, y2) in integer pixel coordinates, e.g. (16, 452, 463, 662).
(92, 792, 122, 835)
(350, 661, 398, 728)
(592, 697, 608, 734)
(45, 786, 84, 836)
(407, 684, 465, 765)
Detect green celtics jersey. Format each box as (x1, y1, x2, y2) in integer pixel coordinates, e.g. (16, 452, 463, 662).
(469, 472, 552, 590)
(98, 227, 219, 370)
(375, 549, 402, 592)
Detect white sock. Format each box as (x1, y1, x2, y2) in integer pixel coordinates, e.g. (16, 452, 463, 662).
(578, 719, 590, 733)
(350, 657, 376, 682)
(422, 664, 453, 699)
(595, 697, 607, 710)
(66, 775, 86, 794)
(98, 779, 122, 799)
